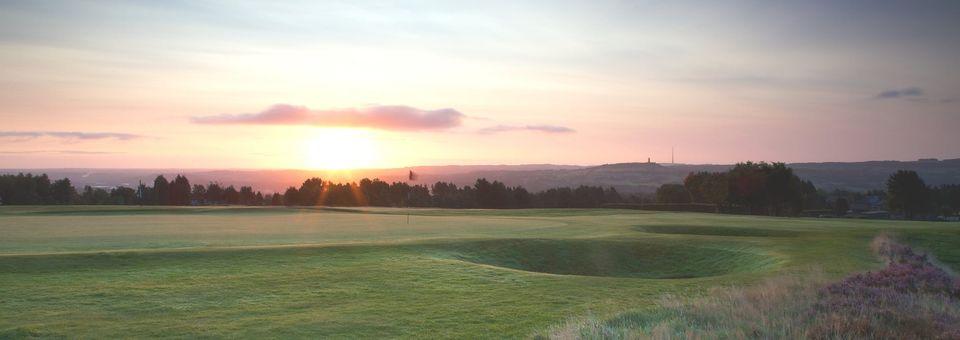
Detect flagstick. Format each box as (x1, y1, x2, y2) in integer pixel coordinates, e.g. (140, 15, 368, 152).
(407, 169, 416, 225)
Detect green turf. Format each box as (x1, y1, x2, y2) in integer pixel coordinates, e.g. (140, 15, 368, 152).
(0, 206, 957, 338)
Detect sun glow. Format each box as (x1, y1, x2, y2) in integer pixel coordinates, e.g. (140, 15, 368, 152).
(303, 128, 381, 170)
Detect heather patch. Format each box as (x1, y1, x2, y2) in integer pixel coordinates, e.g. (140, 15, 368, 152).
(806, 236, 960, 339)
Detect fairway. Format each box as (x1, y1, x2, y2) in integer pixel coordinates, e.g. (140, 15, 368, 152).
(1, 206, 958, 338)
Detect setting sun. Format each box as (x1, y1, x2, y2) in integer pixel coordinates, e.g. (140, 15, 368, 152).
(302, 128, 380, 170)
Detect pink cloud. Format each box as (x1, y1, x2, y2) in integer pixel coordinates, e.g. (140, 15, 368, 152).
(0, 131, 142, 141)
(192, 104, 465, 131)
(478, 124, 576, 134)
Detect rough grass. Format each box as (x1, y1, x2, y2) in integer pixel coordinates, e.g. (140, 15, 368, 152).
(0, 206, 958, 338)
(541, 235, 960, 339)
(539, 272, 827, 339)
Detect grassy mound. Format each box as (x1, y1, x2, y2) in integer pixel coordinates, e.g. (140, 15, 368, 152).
(424, 239, 775, 278)
(638, 225, 801, 237)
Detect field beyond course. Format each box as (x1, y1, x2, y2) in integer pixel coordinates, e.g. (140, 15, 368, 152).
(1, 206, 958, 338)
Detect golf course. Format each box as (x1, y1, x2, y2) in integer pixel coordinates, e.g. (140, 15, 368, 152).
(1, 206, 958, 338)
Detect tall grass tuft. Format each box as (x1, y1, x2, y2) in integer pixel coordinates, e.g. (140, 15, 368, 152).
(541, 234, 960, 339)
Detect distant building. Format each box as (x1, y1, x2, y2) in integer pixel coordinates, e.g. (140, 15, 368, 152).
(865, 195, 884, 210)
(849, 194, 885, 212)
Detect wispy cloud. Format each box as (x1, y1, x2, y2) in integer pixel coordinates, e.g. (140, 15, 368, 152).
(875, 87, 924, 99)
(478, 125, 576, 134)
(0, 150, 122, 155)
(192, 104, 464, 131)
(0, 131, 142, 141)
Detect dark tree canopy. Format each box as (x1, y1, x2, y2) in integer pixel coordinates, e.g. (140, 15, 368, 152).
(672, 162, 827, 216)
(153, 175, 170, 205)
(886, 170, 930, 218)
(169, 175, 191, 206)
(50, 178, 77, 204)
(656, 184, 691, 204)
(834, 197, 850, 215)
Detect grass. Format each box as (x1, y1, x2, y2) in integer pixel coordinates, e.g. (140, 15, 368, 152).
(0, 206, 958, 338)
(543, 235, 960, 339)
(539, 272, 829, 339)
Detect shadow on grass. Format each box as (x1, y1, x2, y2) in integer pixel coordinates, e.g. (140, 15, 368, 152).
(635, 224, 803, 238)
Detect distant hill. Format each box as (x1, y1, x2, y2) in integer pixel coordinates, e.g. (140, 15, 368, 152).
(4, 159, 959, 194)
(789, 159, 960, 192)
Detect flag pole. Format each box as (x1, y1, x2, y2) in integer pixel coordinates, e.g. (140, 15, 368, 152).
(407, 169, 418, 224)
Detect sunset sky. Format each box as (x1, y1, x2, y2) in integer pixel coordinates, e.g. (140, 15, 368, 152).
(1, 1, 959, 169)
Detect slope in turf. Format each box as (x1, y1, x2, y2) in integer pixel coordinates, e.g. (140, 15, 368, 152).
(422, 239, 777, 278)
(638, 225, 802, 237)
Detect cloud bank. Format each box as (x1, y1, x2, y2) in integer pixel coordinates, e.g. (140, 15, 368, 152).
(192, 104, 465, 131)
(0, 131, 142, 141)
(875, 87, 923, 99)
(478, 125, 576, 134)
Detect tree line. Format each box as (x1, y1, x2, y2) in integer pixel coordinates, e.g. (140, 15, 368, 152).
(884, 170, 960, 219)
(0, 173, 268, 206)
(650, 161, 824, 216)
(649, 163, 960, 218)
(0, 173, 628, 208)
(3, 166, 957, 218)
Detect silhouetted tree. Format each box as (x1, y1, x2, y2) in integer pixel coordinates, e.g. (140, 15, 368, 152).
(0, 173, 52, 204)
(239, 186, 256, 205)
(80, 185, 111, 204)
(110, 186, 137, 205)
(887, 170, 930, 219)
(153, 175, 170, 205)
(223, 186, 239, 204)
(684, 172, 728, 207)
(932, 184, 960, 216)
(800, 180, 826, 211)
(206, 183, 224, 204)
(270, 192, 284, 206)
(834, 197, 850, 216)
(407, 185, 432, 207)
(50, 178, 77, 204)
(283, 187, 299, 206)
(191, 184, 207, 204)
(656, 183, 691, 204)
(298, 178, 324, 205)
(360, 178, 392, 206)
(727, 162, 768, 214)
(169, 175, 191, 205)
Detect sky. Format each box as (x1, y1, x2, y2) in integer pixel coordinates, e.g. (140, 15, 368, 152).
(1, 0, 959, 169)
